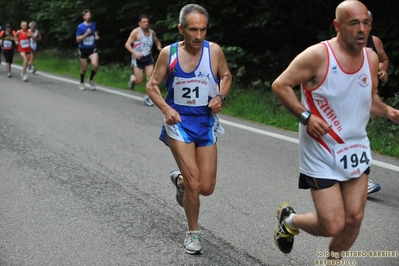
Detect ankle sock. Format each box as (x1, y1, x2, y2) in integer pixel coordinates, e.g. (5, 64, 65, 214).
(284, 213, 297, 230)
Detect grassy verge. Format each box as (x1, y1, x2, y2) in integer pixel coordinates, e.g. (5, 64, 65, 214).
(15, 50, 399, 158)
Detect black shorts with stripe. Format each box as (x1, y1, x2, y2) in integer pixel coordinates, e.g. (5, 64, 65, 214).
(298, 167, 370, 190)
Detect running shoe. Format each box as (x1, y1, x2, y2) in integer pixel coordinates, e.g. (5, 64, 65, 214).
(79, 83, 86, 91)
(367, 179, 381, 194)
(128, 74, 135, 90)
(274, 202, 300, 254)
(143, 95, 154, 106)
(170, 169, 184, 207)
(88, 80, 96, 91)
(7, 72, 11, 78)
(184, 231, 203, 255)
(22, 74, 28, 81)
(32, 67, 37, 74)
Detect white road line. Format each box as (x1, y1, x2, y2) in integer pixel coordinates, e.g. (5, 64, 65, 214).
(15, 67, 399, 172)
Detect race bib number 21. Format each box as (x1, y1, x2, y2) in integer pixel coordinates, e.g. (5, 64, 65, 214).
(173, 77, 209, 106)
(334, 140, 372, 178)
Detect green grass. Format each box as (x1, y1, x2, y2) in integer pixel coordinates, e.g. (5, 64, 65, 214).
(15, 50, 399, 158)
(221, 88, 298, 132)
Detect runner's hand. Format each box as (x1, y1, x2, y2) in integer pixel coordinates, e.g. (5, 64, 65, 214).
(306, 115, 331, 139)
(135, 53, 143, 60)
(208, 96, 222, 114)
(164, 107, 182, 125)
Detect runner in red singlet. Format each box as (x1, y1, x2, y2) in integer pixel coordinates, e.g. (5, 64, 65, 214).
(14, 21, 32, 81)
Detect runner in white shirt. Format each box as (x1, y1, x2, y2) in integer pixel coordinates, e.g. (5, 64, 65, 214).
(28, 21, 42, 74)
(271, 0, 399, 258)
(125, 14, 162, 106)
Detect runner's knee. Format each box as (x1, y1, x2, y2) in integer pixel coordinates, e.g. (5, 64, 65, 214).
(185, 179, 201, 195)
(319, 215, 345, 237)
(200, 181, 216, 196)
(345, 211, 364, 229)
(135, 76, 144, 84)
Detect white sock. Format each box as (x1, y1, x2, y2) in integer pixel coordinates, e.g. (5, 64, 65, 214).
(284, 213, 297, 230)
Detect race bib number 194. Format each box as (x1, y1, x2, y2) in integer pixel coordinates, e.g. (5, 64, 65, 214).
(334, 140, 372, 177)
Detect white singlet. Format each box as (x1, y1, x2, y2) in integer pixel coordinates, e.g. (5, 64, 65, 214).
(30, 29, 38, 51)
(299, 41, 373, 181)
(132, 28, 153, 57)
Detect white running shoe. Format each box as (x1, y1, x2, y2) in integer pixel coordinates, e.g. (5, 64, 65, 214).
(170, 169, 184, 207)
(367, 179, 381, 194)
(7, 72, 11, 78)
(79, 83, 86, 91)
(143, 95, 154, 106)
(128, 74, 135, 90)
(88, 80, 96, 91)
(184, 231, 203, 255)
(22, 74, 28, 81)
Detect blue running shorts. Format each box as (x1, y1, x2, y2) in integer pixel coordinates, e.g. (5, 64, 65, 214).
(159, 113, 224, 147)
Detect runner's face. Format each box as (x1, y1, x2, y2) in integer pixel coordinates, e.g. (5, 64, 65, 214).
(30, 24, 36, 30)
(21, 23, 28, 31)
(337, 8, 370, 51)
(139, 18, 150, 30)
(180, 13, 207, 50)
(83, 12, 92, 22)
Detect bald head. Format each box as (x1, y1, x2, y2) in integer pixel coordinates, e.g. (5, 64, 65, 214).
(336, 0, 368, 23)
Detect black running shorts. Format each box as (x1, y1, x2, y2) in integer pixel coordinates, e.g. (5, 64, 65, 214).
(78, 47, 97, 59)
(298, 167, 370, 190)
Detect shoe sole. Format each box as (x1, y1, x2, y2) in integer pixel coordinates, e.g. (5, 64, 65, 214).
(176, 188, 184, 207)
(170, 170, 184, 207)
(367, 185, 381, 195)
(274, 226, 293, 254)
(184, 249, 203, 255)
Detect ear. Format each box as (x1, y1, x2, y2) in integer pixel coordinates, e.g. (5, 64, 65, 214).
(333, 19, 340, 32)
(177, 24, 183, 35)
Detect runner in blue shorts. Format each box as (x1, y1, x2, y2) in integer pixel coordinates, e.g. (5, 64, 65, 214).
(146, 4, 232, 255)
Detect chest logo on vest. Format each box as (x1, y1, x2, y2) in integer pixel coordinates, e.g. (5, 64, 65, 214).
(331, 65, 338, 74)
(358, 73, 369, 87)
(198, 72, 210, 80)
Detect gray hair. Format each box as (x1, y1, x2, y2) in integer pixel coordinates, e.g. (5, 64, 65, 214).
(179, 4, 209, 29)
(29, 21, 36, 27)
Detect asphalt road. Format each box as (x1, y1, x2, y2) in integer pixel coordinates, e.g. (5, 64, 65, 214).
(0, 67, 398, 266)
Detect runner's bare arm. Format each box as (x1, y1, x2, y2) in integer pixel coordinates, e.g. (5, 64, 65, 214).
(272, 44, 326, 116)
(152, 30, 162, 51)
(272, 43, 331, 137)
(14, 30, 19, 44)
(368, 49, 399, 123)
(76, 29, 90, 43)
(37, 30, 42, 41)
(147, 46, 181, 125)
(208, 42, 232, 113)
(124, 29, 139, 57)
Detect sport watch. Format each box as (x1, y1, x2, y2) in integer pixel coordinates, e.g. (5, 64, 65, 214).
(298, 110, 312, 125)
(216, 94, 226, 103)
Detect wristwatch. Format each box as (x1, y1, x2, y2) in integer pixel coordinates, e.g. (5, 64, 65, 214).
(216, 94, 226, 103)
(298, 110, 312, 125)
